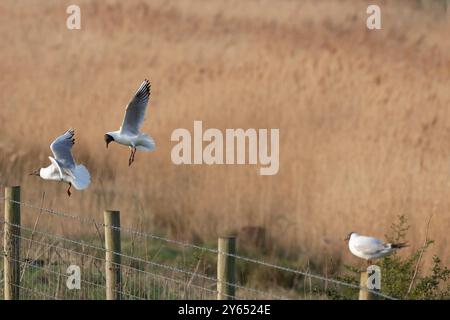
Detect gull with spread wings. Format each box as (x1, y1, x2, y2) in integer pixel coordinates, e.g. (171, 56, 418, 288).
(30, 129, 91, 196)
(104, 79, 156, 166)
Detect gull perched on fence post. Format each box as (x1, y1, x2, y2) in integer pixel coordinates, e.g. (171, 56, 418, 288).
(104, 79, 156, 166)
(345, 232, 408, 265)
(30, 129, 91, 196)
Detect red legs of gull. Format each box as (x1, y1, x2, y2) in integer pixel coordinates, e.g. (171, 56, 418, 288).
(129, 147, 137, 166)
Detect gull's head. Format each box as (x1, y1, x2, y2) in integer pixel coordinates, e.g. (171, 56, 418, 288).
(344, 232, 356, 242)
(29, 169, 41, 177)
(104, 134, 114, 149)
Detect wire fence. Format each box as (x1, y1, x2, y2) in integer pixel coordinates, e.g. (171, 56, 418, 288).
(0, 193, 397, 300)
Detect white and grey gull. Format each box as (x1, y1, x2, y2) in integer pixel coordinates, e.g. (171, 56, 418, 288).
(345, 232, 408, 265)
(30, 129, 91, 196)
(104, 79, 155, 166)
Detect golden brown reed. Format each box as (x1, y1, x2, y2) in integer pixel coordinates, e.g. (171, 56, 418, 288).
(0, 0, 449, 269)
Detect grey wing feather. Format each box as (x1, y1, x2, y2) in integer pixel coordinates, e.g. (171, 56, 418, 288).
(50, 129, 76, 169)
(120, 79, 151, 136)
(354, 236, 385, 254)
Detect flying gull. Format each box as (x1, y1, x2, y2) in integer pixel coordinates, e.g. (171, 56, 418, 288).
(345, 232, 408, 265)
(30, 129, 91, 196)
(104, 79, 155, 166)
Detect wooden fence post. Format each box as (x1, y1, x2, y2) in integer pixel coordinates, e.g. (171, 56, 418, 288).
(4, 186, 21, 300)
(104, 210, 121, 300)
(217, 236, 236, 300)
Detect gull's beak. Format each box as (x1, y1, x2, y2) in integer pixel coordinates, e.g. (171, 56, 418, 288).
(29, 169, 39, 176)
(104, 134, 113, 149)
(344, 232, 354, 242)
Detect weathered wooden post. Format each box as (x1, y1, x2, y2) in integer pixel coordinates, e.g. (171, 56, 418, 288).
(217, 236, 236, 300)
(104, 210, 121, 300)
(4, 186, 21, 300)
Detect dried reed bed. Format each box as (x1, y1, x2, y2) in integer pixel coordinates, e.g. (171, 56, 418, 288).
(0, 0, 449, 270)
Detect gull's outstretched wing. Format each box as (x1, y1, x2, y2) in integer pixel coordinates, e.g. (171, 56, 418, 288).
(120, 79, 151, 136)
(50, 129, 76, 169)
(353, 236, 385, 255)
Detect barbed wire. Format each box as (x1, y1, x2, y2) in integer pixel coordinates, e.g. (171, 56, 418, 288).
(1, 224, 284, 300)
(10, 283, 59, 300)
(0, 197, 397, 300)
(2, 234, 218, 300)
(4, 255, 142, 300)
(1, 227, 215, 285)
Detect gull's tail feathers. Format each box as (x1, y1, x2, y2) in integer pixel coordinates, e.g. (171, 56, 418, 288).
(389, 242, 409, 249)
(136, 134, 156, 152)
(71, 164, 91, 190)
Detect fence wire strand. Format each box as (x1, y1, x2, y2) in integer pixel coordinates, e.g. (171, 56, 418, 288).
(0, 197, 397, 300)
(1, 232, 220, 300)
(1, 221, 281, 299)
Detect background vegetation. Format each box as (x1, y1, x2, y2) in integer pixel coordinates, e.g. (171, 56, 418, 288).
(0, 0, 449, 291)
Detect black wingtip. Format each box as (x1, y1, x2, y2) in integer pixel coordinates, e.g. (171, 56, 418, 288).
(135, 79, 151, 101)
(392, 242, 409, 249)
(143, 79, 151, 95)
